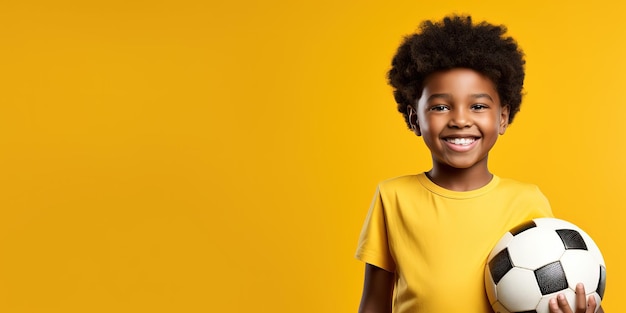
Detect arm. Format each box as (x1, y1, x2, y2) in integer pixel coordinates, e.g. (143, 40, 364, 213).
(358, 263, 395, 313)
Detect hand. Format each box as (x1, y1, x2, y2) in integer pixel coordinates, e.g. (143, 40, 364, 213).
(548, 283, 599, 313)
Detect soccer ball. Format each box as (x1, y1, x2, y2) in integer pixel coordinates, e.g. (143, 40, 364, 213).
(484, 217, 606, 313)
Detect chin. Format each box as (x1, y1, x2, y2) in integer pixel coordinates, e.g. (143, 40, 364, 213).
(443, 158, 487, 170)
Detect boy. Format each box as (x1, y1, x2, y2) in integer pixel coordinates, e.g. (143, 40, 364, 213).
(355, 15, 603, 313)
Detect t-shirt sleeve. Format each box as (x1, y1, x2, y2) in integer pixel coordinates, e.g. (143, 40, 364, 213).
(355, 186, 396, 272)
(533, 185, 554, 218)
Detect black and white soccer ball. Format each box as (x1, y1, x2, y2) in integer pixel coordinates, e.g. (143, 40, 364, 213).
(484, 217, 606, 313)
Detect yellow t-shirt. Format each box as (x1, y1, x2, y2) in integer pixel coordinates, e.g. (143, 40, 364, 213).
(355, 173, 553, 312)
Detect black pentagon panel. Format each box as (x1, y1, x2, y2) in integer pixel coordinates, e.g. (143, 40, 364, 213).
(535, 261, 569, 295)
(597, 265, 607, 299)
(489, 248, 513, 284)
(514, 311, 538, 313)
(555, 229, 587, 250)
(510, 220, 537, 236)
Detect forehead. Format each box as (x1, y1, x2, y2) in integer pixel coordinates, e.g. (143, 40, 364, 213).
(421, 68, 498, 98)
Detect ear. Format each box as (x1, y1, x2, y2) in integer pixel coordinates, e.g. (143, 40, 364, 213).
(499, 105, 510, 135)
(407, 105, 421, 136)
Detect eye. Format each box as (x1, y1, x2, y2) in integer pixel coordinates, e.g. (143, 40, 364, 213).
(471, 103, 488, 111)
(430, 104, 449, 112)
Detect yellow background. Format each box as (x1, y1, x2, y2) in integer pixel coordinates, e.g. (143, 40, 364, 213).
(0, 0, 623, 312)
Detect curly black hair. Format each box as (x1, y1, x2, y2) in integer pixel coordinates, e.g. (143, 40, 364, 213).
(388, 15, 525, 128)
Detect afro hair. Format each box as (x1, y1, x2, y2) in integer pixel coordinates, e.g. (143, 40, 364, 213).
(388, 15, 526, 129)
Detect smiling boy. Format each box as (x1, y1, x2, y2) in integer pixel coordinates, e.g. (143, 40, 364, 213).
(408, 68, 507, 191)
(355, 15, 603, 313)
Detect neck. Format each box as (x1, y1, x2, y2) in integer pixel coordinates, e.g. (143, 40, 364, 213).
(427, 161, 493, 192)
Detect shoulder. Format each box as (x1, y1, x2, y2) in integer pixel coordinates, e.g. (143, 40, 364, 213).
(377, 174, 420, 193)
(373, 174, 430, 207)
(496, 177, 544, 194)
(494, 176, 552, 211)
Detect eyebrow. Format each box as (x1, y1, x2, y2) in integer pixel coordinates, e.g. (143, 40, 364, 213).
(427, 93, 494, 102)
(470, 93, 494, 101)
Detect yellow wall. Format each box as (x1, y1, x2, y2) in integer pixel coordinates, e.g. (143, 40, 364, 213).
(0, 0, 622, 312)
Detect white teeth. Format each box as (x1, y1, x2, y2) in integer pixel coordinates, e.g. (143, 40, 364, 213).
(446, 138, 475, 145)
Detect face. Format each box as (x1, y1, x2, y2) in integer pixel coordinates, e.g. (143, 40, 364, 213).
(408, 68, 510, 171)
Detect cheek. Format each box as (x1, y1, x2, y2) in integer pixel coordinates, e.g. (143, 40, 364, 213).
(419, 116, 444, 131)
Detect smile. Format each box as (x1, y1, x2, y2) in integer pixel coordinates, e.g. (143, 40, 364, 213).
(445, 138, 476, 145)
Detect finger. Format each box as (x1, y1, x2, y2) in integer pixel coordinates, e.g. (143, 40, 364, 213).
(549, 297, 563, 313)
(549, 293, 577, 313)
(586, 295, 597, 313)
(575, 283, 587, 313)
(558, 293, 573, 313)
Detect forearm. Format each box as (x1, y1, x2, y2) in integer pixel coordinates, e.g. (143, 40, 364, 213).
(358, 264, 394, 313)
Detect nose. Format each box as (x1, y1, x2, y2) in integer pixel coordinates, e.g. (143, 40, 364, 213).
(448, 108, 472, 128)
